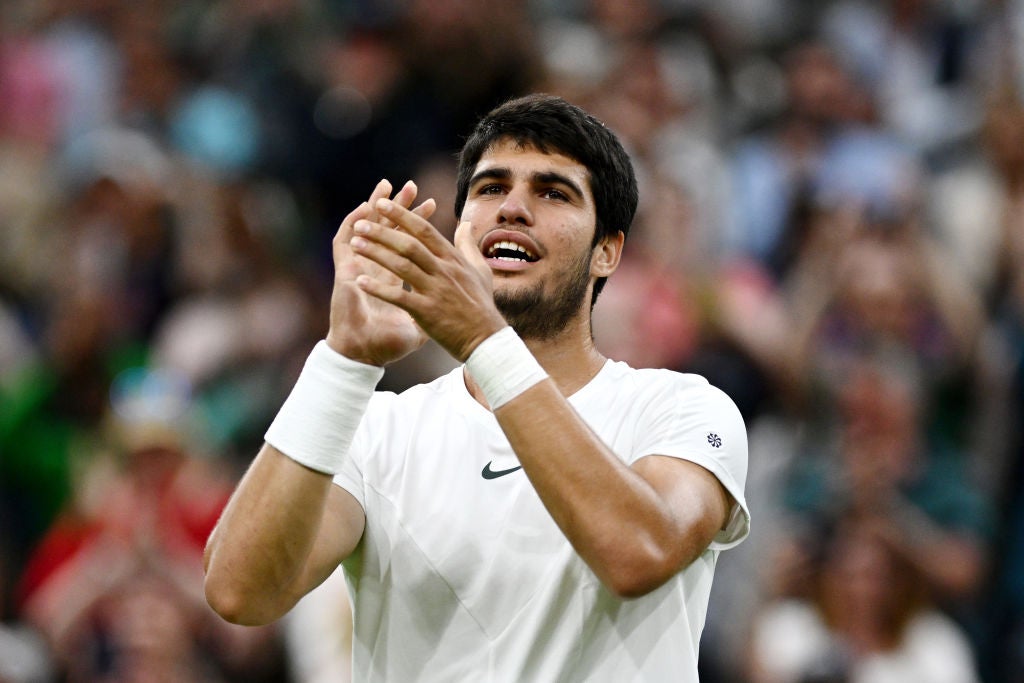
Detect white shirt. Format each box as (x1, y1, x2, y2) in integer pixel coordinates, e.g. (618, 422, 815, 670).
(334, 360, 750, 682)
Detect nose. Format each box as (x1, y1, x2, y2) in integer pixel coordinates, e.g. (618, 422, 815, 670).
(497, 185, 534, 226)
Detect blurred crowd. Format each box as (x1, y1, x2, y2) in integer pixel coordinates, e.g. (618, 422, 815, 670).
(2, 0, 1024, 681)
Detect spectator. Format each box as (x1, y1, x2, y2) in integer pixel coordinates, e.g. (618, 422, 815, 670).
(782, 352, 993, 604)
(15, 368, 281, 682)
(747, 512, 981, 683)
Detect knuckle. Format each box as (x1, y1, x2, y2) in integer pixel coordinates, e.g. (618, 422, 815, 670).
(393, 259, 416, 279)
(395, 239, 419, 259)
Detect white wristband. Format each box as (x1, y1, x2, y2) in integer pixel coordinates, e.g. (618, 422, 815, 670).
(265, 340, 384, 475)
(465, 327, 548, 411)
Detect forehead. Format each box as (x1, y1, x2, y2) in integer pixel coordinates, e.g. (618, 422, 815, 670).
(474, 139, 592, 188)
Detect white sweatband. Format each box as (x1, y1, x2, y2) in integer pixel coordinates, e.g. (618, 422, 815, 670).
(464, 326, 548, 411)
(265, 340, 384, 475)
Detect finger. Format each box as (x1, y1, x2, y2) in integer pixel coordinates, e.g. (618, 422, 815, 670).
(375, 198, 450, 257)
(353, 200, 436, 284)
(392, 180, 418, 209)
(380, 180, 418, 229)
(334, 202, 372, 258)
(455, 220, 492, 283)
(454, 220, 483, 266)
(335, 176, 392, 244)
(354, 271, 422, 312)
(390, 198, 437, 235)
(370, 178, 393, 203)
(335, 200, 401, 285)
(351, 220, 433, 282)
(366, 179, 394, 223)
(412, 197, 437, 221)
(335, 179, 395, 259)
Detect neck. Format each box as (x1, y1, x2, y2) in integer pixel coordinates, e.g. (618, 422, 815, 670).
(464, 314, 607, 407)
(525, 323, 608, 394)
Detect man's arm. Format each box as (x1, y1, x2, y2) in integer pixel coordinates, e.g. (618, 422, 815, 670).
(204, 180, 436, 624)
(495, 382, 733, 597)
(203, 445, 363, 625)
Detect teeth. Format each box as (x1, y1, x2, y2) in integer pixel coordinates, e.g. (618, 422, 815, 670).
(486, 240, 535, 261)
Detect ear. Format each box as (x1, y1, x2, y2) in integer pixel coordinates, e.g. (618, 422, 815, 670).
(591, 231, 625, 278)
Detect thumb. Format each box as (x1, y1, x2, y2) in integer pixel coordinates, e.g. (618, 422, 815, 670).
(454, 221, 488, 275)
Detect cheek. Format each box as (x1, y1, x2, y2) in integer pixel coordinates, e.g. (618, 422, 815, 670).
(550, 216, 593, 247)
(459, 195, 499, 222)
(550, 226, 581, 251)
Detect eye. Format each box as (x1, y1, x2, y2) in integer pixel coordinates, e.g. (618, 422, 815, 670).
(477, 184, 506, 196)
(541, 188, 569, 201)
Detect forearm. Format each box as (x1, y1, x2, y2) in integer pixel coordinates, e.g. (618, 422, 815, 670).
(204, 336, 382, 624)
(495, 382, 722, 597)
(204, 445, 336, 625)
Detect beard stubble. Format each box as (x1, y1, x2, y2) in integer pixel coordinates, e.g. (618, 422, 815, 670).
(493, 245, 592, 341)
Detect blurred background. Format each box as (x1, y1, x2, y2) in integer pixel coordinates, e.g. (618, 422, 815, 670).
(1, 0, 1023, 680)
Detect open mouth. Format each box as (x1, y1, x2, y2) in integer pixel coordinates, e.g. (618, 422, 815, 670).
(485, 240, 538, 263)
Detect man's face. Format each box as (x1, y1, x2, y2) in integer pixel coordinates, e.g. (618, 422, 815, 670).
(460, 139, 609, 339)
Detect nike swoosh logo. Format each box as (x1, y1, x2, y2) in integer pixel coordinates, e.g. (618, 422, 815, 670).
(481, 462, 523, 479)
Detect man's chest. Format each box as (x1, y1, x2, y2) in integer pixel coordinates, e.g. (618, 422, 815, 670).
(357, 427, 584, 634)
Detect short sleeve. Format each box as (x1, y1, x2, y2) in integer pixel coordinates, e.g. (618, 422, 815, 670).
(332, 448, 365, 509)
(630, 378, 751, 549)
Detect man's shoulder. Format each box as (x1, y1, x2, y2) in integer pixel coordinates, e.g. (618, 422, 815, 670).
(594, 362, 744, 428)
(601, 361, 723, 398)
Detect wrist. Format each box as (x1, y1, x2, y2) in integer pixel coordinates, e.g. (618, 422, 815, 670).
(265, 340, 384, 474)
(454, 314, 508, 362)
(464, 327, 548, 411)
(324, 332, 384, 367)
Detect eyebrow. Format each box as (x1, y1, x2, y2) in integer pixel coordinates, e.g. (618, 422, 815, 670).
(469, 167, 586, 201)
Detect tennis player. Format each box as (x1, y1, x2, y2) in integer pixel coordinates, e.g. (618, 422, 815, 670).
(204, 94, 750, 681)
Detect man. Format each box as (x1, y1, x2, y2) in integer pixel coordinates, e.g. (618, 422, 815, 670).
(204, 94, 750, 681)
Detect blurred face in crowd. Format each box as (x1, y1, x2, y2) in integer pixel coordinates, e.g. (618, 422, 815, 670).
(837, 360, 921, 488)
(836, 237, 916, 339)
(824, 528, 894, 614)
(818, 519, 921, 649)
(784, 43, 859, 125)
